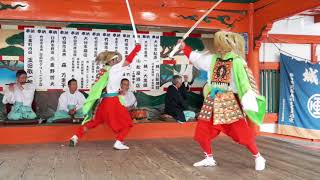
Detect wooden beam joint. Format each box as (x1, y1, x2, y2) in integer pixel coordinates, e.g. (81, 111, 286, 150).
(314, 14, 320, 23)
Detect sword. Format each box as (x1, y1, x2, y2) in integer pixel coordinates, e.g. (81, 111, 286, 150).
(169, 0, 224, 58)
(125, 0, 139, 44)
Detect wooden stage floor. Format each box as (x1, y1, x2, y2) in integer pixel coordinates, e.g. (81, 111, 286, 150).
(0, 136, 319, 180)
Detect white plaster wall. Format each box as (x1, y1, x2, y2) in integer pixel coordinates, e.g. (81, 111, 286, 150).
(269, 15, 320, 35)
(259, 43, 311, 62)
(260, 123, 278, 133)
(259, 15, 319, 62)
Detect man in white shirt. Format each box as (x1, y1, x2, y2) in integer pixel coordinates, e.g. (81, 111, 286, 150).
(119, 78, 137, 110)
(2, 70, 36, 120)
(182, 75, 192, 91)
(48, 79, 86, 122)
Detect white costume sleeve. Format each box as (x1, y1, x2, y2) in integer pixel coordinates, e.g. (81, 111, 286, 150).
(22, 84, 35, 107)
(241, 89, 259, 112)
(107, 58, 126, 94)
(57, 92, 69, 111)
(2, 86, 15, 104)
(189, 50, 213, 72)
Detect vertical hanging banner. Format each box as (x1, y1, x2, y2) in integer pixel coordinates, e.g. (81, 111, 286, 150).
(139, 35, 150, 90)
(278, 53, 320, 139)
(24, 28, 161, 91)
(24, 28, 36, 86)
(122, 33, 135, 82)
(46, 29, 59, 89)
(151, 34, 161, 90)
(25, 28, 59, 90)
(58, 29, 70, 89)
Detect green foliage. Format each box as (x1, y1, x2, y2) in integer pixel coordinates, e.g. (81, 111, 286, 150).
(0, 46, 24, 56)
(6, 32, 24, 46)
(185, 37, 204, 51)
(160, 36, 180, 48)
(67, 24, 132, 30)
(160, 65, 174, 86)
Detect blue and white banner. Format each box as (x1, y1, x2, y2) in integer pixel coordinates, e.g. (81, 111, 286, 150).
(278, 53, 320, 139)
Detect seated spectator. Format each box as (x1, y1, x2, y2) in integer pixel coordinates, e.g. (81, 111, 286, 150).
(2, 70, 36, 120)
(164, 75, 195, 123)
(119, 78, 137, 110)
(119, 78, 149, 122)
(47, 79, 85, 122)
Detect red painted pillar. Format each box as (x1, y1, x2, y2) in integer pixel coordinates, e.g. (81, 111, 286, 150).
(247, 3, 260, 134)
(311, 43, 318, 63)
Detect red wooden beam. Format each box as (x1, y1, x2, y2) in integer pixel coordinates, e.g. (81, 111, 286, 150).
(254, 0, 320, 35)
(264, 113, 278, 123)
(248, 0, 320, 47)
(0, 0, 247, 32)
(158, 0, 249, 11)
(260, 62, 280, 70)
(315, 14, 320, 23)
(254, 0, 278, 11)
(0, 123, 197, 145)
(266, 34, 320, 44)
(254, 23, 273, 49)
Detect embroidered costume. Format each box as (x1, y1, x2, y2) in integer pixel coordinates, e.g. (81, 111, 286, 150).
(181, 31, 266, 170)
(69, 44, 141, 150)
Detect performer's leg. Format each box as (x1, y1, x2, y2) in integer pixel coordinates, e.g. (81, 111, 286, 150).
(74, 116, 103, 138)
(194, 120, 220, 155)
(224, 119, 266, 170)
(223, 119, 258, 154)
(69, 104, 105, 147)
(104, 97, 133, 150)
(116, 126, 132, 142)
(193, 120, 220, 167)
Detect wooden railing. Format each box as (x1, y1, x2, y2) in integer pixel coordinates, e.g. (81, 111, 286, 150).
(260, 62, 280, 123)
(260, 69, 280, 113)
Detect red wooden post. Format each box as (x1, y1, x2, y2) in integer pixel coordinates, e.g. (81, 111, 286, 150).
(247, 3, 260, 134)
(311, 43, 318, 63)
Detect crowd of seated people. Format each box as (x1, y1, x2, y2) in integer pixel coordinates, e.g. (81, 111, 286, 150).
(1, 72, 198, 124)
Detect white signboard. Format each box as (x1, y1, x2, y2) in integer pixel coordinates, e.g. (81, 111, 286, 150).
(24, 28, 161, 91)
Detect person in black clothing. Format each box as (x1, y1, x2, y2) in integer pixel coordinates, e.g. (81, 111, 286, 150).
(165, 75, 188, 122)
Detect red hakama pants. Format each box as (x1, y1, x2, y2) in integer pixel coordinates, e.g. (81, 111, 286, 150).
(75, 96, 133, 141)
(194, 118, 259, 155)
